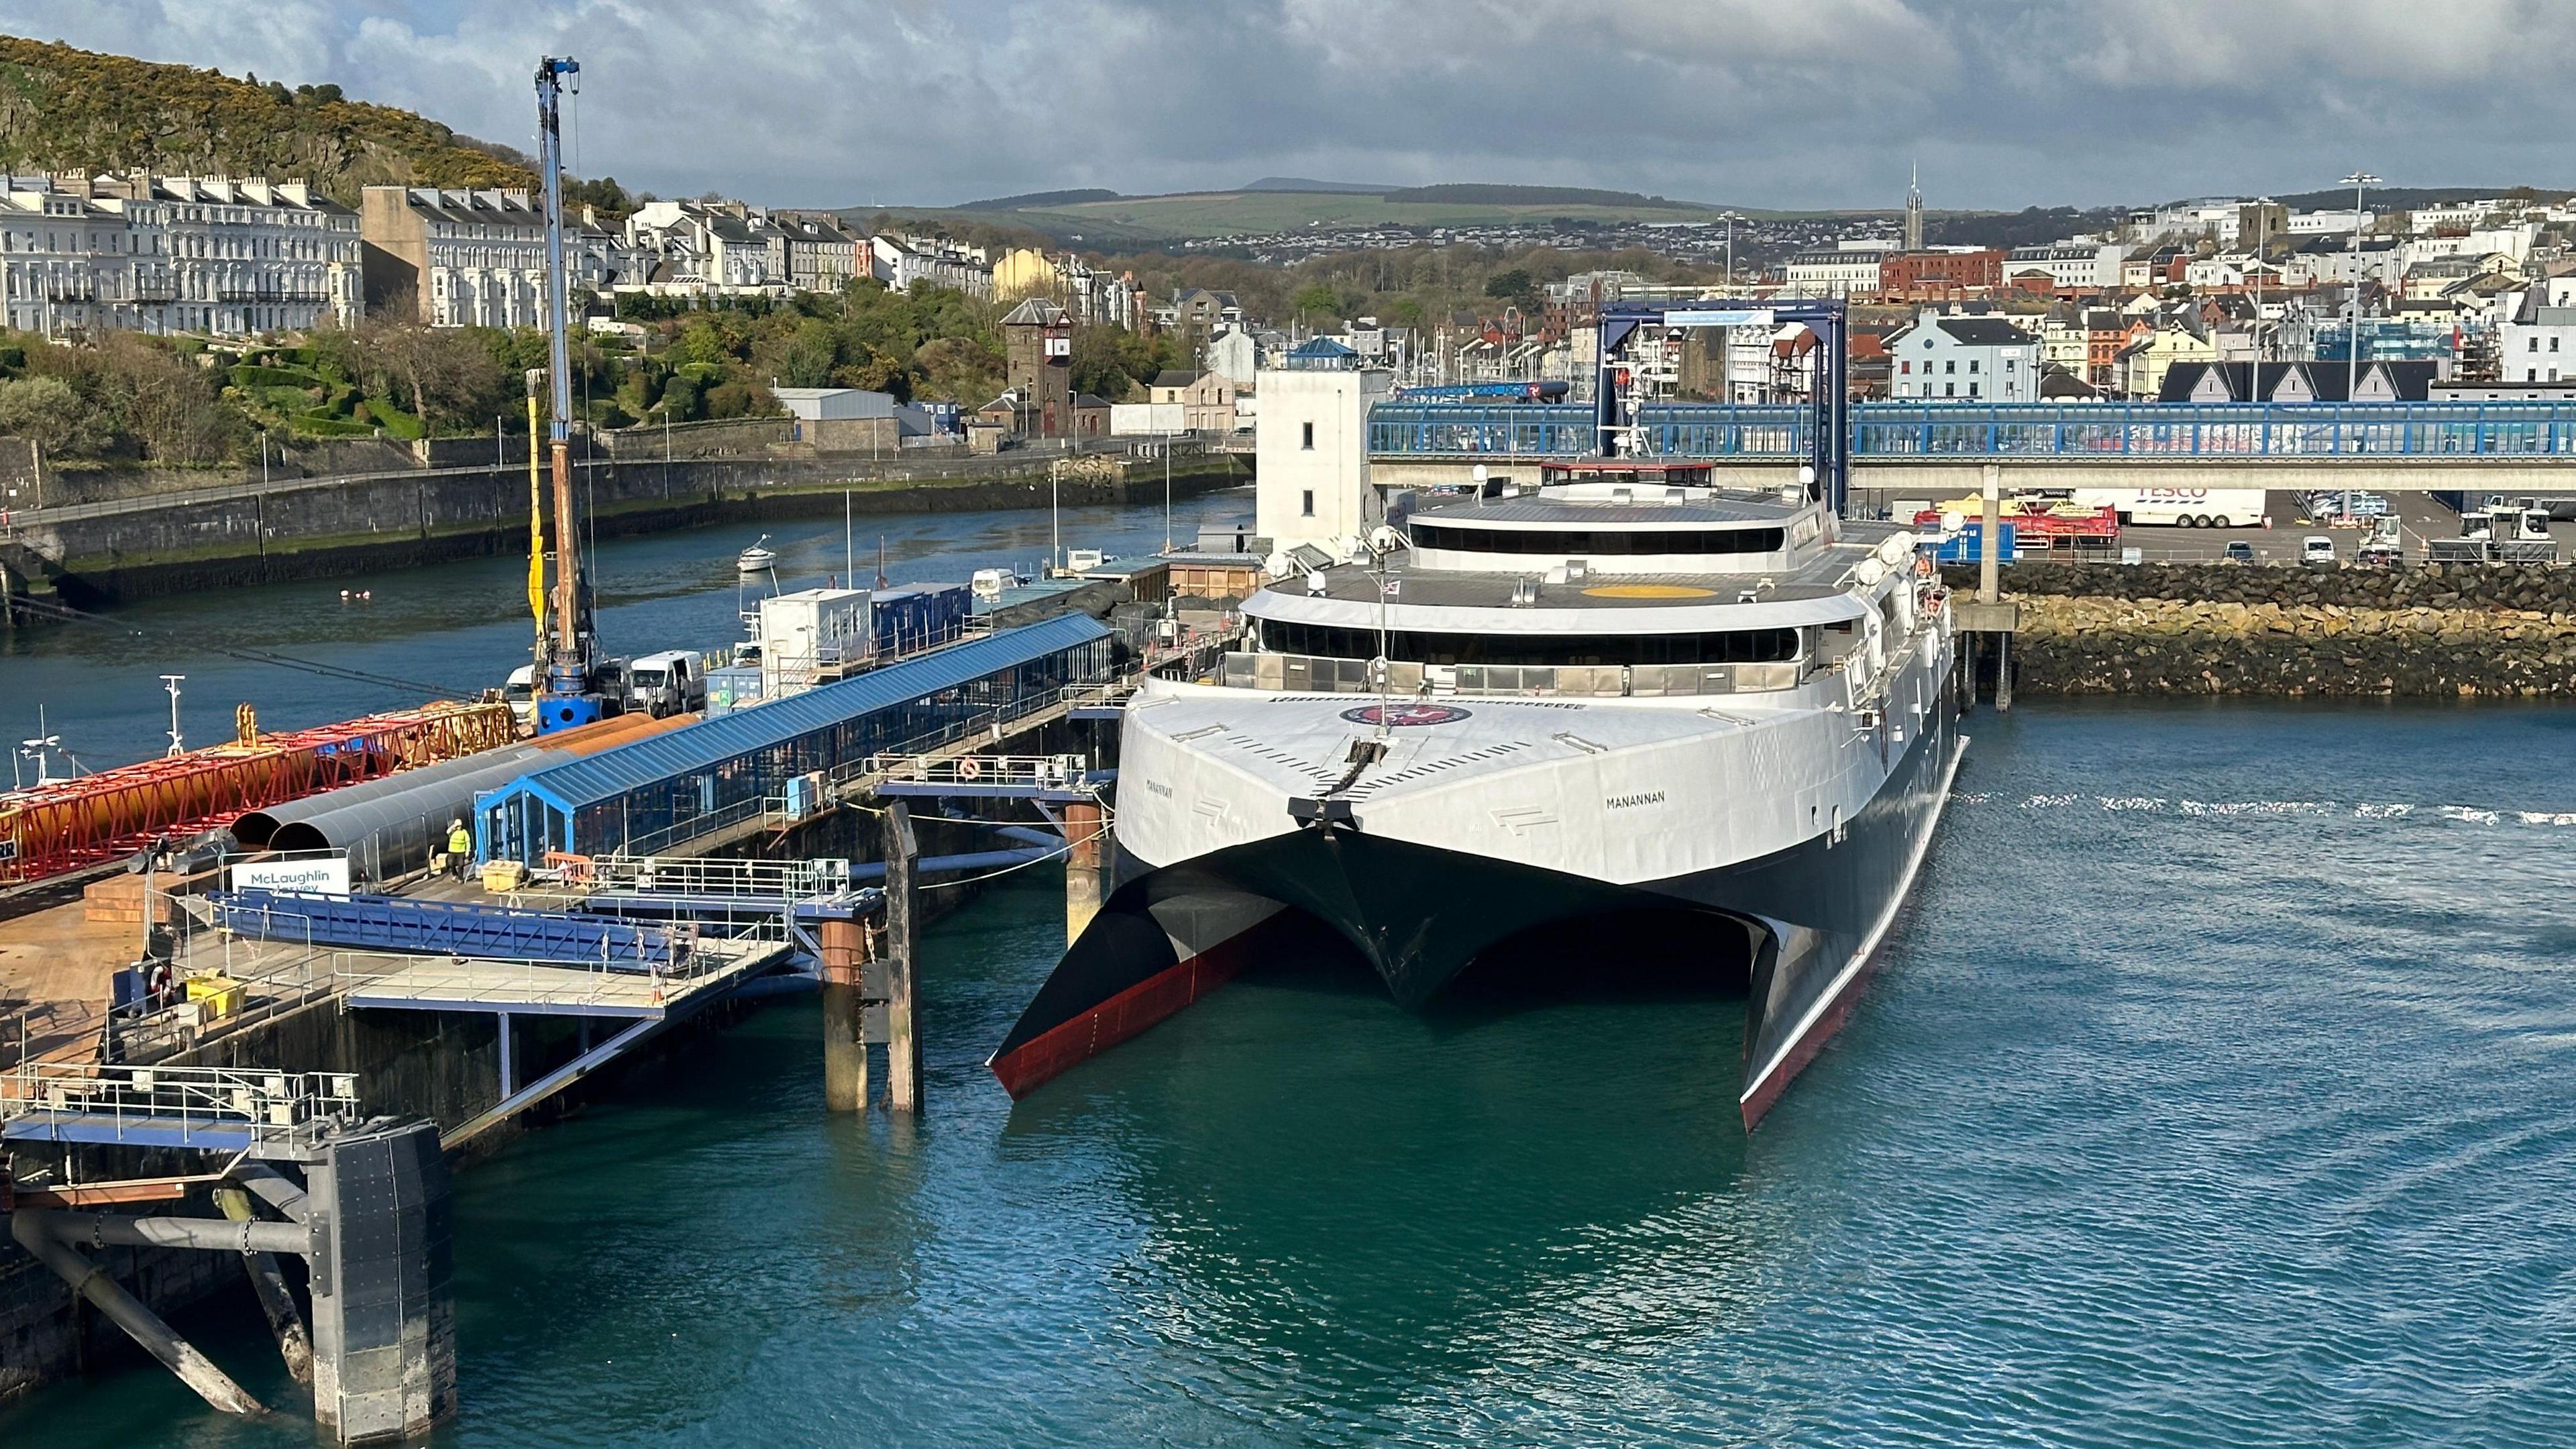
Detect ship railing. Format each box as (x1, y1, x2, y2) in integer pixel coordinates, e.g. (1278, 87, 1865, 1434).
(1215, 651, 1800, 698)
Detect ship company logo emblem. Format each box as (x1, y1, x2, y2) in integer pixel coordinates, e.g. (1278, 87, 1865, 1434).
(1340, 704, 1472, 728)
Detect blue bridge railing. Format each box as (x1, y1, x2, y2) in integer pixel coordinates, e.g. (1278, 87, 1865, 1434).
(1366, 401, 2576, 460)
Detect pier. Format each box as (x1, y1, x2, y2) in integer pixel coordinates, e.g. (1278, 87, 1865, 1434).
(0, 608, 1176, 1435)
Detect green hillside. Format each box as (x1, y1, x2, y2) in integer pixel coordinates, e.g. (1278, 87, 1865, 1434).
(949, 189, 1725, 242)
(0, 34, 534, 205)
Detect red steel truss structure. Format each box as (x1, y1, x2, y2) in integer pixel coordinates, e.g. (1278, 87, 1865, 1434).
(0, 701, 515, 885)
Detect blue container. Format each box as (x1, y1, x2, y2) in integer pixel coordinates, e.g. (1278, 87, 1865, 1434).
(871, 582, 971, 659)
(1932, 522, 2016, 564)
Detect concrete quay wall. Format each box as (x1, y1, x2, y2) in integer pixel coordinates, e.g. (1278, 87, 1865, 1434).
(4, 452, 1249, 608)
(1958, 562, 2576, 697)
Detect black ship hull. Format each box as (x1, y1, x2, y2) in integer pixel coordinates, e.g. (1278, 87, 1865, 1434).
(991, 678, 1964, 1126)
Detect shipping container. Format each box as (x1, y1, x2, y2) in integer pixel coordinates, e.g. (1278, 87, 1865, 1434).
(1931, 522, 2017, 564)
(870, 582, 971, 659)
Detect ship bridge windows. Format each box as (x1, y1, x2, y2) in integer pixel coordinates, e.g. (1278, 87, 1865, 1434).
(1260, 620, 1799, 667)
(1410, 522, 1786, 555)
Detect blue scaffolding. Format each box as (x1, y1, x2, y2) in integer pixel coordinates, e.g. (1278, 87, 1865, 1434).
(476, 614, 1114, 865)
(1368, 399, 2576, 460)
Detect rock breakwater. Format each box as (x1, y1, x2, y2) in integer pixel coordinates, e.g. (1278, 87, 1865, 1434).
(1941, 562, 2576, 697)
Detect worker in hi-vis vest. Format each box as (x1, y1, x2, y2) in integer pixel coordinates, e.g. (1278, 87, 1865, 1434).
(447, 819, 473, 879)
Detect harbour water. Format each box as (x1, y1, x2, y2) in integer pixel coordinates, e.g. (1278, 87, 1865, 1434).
(10, 501, 2576, 1444)
(0, 491, 1250, 773)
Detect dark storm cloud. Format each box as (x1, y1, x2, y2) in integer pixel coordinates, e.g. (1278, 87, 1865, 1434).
(16, 1, 2569, 209)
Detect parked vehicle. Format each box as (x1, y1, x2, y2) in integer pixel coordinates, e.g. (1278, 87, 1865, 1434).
(2303, 490, 2390, 522)
(2301, 536, 2338, 567)
(502, 665, 537, 729)
(2224, 541, 2255, 564)
(2070, 487, 2265, 528)
(625, 650, 706, 717)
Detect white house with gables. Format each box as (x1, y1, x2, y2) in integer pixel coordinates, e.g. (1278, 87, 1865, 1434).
(1884, 309, 2043, 401)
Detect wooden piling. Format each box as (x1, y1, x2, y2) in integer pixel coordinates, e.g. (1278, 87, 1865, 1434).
(1063, 798, 1105, 945)
(1995, 628, 2013, 712)
(882, 800, 922, 1112)
(818, 915, 867, 1113)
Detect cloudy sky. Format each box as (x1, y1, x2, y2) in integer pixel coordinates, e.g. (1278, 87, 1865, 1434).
(15, 0, 2567, 211)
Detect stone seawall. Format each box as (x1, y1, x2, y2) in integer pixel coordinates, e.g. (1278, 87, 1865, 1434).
(1943, 562, 2576, 698)
(5, 452, 1249, 608)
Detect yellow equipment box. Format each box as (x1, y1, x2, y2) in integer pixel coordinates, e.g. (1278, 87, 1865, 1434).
(184, 975, 244, 1020)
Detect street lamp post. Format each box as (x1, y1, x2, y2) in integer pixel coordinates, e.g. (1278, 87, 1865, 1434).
(1721, 211, 1742, 292)
(2339, 172, 2380, 522)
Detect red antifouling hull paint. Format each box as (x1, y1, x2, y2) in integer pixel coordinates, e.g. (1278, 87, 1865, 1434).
(988, 934, 1257, 1098)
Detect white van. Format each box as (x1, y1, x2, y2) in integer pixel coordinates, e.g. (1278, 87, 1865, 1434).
(625, 651, 706, 717)
(502, 665, 537, 729)
(2301, 535, 2338, 567)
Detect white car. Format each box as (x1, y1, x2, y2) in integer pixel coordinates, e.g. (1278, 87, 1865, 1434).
(2301, 536, 2338, 566)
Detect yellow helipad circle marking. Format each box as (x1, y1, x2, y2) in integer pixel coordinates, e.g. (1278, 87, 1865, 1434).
(1581, 584, 1717, 599)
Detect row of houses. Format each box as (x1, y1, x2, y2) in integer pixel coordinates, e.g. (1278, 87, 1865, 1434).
(0, 171, 364, 337)
(0, 168, 1025, 338)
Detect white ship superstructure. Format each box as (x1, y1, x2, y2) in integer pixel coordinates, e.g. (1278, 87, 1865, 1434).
(994, 458, 1966, 1126)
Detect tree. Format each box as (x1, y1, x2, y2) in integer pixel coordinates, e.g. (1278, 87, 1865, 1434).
(1069, 325, 1140, 401)
(91, 335, 240, 463)
(1292, 282, 1340, 321)
(354, 321, 509, 433)
(0, 375, 111, 458)
(1484, 269, 1532, 300)
(760, 318, 839, 390)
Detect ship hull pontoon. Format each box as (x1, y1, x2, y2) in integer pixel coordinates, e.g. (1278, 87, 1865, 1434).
(993, 671, 1962, 1127)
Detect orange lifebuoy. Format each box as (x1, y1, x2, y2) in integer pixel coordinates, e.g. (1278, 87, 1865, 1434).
(959, 757, 983, 781)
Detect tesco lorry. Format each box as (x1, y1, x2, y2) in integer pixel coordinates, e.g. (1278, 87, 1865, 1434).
(2070, 488, 2265, 528)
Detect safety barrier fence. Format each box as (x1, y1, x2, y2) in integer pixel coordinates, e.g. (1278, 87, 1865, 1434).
(1368, 401, 2576, 460)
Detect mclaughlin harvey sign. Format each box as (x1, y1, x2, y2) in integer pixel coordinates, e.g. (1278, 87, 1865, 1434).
(231, 856, 353, 897)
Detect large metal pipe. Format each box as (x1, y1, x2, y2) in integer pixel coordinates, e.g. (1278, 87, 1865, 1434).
(9, 1208, 268, 1417)
(231, 1163, 310, 1221)
(30, 1208, 309, 1256)
(843, 847, 1053, 881)
(264, 748, 574, 879)
(217, 1187, 313, 1386)
(233, 745, 551, 849)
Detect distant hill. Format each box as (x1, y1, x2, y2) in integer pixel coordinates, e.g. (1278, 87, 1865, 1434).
(955, 186, 1122, 210)
(1240, 176, 1393, 195)
(1378, 183, 1699, 209)
(0, 35, 533, 205)
(2261, 184, 2571, 212)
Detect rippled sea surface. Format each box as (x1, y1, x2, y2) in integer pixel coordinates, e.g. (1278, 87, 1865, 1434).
(11, 690, 2576, 1442)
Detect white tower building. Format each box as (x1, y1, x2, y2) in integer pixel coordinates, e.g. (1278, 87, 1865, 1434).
(1254, 337, 1392, 561)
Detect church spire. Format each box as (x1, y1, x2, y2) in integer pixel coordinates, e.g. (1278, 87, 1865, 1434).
(1904, 161, 1924, 252)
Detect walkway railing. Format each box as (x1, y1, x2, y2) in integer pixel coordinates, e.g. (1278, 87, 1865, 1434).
(1, 1061, 360, 1152)
(1368, 400, 2576, 460)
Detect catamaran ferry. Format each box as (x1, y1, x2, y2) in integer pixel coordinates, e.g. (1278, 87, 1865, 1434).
(994, 455, 1964, 1126)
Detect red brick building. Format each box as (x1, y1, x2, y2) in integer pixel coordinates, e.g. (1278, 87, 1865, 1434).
(1878, 248, 2006, 303)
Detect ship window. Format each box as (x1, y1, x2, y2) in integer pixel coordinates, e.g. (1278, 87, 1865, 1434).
(1409, 523, 1784, 555)
(1258, 621, 1799, 667)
